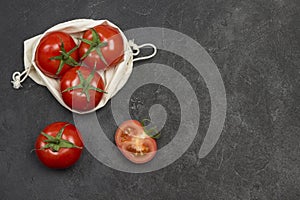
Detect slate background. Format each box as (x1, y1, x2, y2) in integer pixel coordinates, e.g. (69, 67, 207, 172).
(0, 0, 299, 199)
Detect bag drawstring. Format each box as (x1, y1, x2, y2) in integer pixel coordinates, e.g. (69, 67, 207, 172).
(128, 40, 157, 62)
(11, 66, 31, 89)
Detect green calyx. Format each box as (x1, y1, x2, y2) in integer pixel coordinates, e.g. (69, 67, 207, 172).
(37, 124, 82, 152)
(50, 40, 79, 76)
(61, 67, 107, 102)
(140, 119, 161, 139)
(78, 28, 108, 66)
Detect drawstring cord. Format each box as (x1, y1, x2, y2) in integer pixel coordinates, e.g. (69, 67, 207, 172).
(11, 66, 31, 89)
(128, 40, 157, 62)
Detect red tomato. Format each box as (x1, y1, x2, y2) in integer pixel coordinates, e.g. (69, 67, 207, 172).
(35, 31, 79, 78)
(60, 66, 106, 111)
(78, 24, 124, 70)
(115, 120, 157, 164)
(35, 122, 83, 169)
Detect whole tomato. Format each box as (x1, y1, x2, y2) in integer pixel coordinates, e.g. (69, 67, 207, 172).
(60, 66, 106, 111)
(35, 31, 79, 78)
(115, 120, 159, 164)
(78, 24, 124, 70)
(35, 122, 83, 169)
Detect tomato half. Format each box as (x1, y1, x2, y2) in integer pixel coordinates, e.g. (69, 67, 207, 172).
(35, 31, 79, 78)
(115, 120, 157, 164)
(35, 122, 83, 169)
(78, 24, 124, 70)
(60, 66, 106, 111)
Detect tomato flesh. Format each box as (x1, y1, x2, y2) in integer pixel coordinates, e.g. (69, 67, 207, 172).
(115, 120, 157, 164)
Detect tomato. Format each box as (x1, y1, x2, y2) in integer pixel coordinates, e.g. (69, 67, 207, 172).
(78, 24, 124, 70)
(35, 31, 79, 78)
(60, 66, 106, 111)
(35, 122, 83, 169)
(115, 120, 157, 164)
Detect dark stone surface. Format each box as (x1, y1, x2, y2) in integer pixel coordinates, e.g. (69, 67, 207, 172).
(0, 0, 299, 199)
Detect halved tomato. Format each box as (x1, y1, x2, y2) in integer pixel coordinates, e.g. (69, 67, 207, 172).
(115, 120, 157, 164)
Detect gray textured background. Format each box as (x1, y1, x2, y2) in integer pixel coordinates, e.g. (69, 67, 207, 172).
(0, 0, 299, 199)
